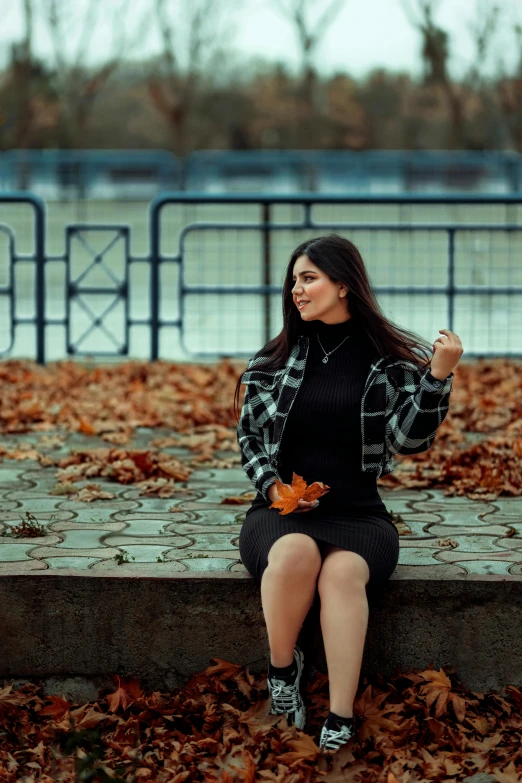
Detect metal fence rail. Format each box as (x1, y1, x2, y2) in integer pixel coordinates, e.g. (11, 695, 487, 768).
(151, 193, 522, 360)
(0, 194, 46, 362)
(184, 150, 522, 194)
(2, 150, 522, 198)
(1, 192, 521, 363)
(0, 150, 182, 200)
(173, 221, 522, 358)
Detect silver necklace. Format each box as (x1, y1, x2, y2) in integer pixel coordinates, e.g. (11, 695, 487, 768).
(316, 332, 351, 363)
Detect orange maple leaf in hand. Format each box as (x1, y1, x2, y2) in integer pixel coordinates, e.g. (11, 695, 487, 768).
(269, 472, 330, 515)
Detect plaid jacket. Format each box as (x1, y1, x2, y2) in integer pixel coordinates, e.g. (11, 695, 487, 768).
(237, 334, 454, 503)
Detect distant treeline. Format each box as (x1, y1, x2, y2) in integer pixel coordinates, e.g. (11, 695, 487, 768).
(1, 0, 521, 154)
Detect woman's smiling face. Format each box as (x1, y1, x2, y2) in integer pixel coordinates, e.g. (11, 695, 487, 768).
(291, 254, 350, 323)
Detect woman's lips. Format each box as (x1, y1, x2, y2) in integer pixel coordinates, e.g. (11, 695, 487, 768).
(298, 302, 310, 309)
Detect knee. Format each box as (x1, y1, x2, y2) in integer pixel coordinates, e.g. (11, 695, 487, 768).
(266, 534, 322, 577)
(317, 555, 370, 596)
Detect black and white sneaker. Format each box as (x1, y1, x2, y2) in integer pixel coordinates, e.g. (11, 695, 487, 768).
(267, 645, 306, 730)
(319, 716, 355, 753)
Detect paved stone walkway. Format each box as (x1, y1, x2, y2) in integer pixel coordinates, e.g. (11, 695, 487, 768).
(1, 428, 521, 579)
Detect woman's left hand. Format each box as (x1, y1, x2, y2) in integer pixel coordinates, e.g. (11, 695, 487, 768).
(431, 329, 464, 380)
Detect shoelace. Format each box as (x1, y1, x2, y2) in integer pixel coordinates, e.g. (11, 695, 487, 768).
(269, 677, 302, 713)
(320, 722, 354, 751)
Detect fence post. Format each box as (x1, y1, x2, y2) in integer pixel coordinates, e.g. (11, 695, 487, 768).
(149, 196, 161, 361)
(262, 202, 271, 346)
(447, 228, 455, 334)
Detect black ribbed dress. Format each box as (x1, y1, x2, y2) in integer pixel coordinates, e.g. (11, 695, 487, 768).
(238, 315, 400, 593)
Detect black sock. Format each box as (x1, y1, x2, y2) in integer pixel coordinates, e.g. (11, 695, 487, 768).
(268, 659, 297, 680)
(325, 710, 354, 730)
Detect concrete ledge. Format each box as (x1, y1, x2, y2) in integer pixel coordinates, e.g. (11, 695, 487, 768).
(2, 441, 522, 701)
(2, 570, 522, 701)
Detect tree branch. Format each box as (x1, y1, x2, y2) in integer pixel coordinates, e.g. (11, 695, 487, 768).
(156, 0, 178, 78)
(74, 0, 101, 71)
(315, 0, 346, 40)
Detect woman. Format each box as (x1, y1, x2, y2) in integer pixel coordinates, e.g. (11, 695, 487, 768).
(233, 234, 463, 754)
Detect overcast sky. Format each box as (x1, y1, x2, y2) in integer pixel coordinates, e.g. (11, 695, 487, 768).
(0, 0, 520, 79)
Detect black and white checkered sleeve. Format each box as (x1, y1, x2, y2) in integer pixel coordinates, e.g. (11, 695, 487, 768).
(385, 365, 454, 456)
(236, 383, 281, 503)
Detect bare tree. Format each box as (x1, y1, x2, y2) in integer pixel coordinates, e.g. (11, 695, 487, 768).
(497, 9, 522, 152)
(147, 0, 234, 157)
(42, 0, 146, 148)
(2, 0, 54, 180)
(11, 0, 35, 150)
(400, 0, 467, 148)
(463, 0, 502, 149)
(466, 0, 501, 90)
(271, 0, 346, 109)
(403, 0, 510, 150)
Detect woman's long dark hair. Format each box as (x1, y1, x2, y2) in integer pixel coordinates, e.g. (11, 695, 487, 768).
(233, 233, 434, 421)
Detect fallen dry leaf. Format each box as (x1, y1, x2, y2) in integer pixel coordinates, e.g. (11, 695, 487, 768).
(269, 472, 330, 515)
(220, 493, 257, 505)
(74, 483, 116, 502)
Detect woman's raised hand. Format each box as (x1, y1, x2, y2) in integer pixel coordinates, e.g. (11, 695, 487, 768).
(431, 329, 464, 379)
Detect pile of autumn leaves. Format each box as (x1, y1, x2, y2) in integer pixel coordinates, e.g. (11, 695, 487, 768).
(0, 359, 243, 502)
(1, 658, 522, 782)
(0, 356, 521, 501)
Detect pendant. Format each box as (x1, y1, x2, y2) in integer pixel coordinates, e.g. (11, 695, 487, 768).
(322, 356, 328, 363)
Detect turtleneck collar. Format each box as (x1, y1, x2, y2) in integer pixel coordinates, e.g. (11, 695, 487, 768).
(301, 315, 357, 338)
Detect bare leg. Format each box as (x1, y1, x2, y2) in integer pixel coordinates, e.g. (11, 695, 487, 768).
(261, 533, 323, 667)
(317, 546, 370, 718)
